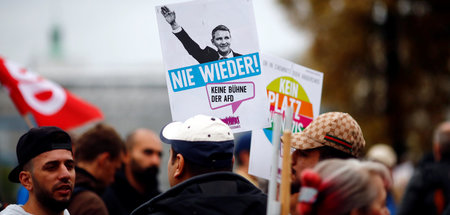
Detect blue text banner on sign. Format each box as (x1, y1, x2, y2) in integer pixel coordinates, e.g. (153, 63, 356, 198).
(168, 53, 261, 92)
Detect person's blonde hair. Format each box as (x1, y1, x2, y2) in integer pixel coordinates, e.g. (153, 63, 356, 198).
(298, 159, 391, 215)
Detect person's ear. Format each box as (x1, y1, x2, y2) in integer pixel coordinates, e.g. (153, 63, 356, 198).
(291, 150, 299, 166)
(173, 154, 185, 178)
(123, 151, 131, 164)
(97, 152, 111, 166)
(19, 171, 33, 191)
(433, 143, 441, 161)
(240, 151, 250, 164)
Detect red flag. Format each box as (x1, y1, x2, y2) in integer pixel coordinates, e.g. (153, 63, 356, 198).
(0, 57, 103, 130)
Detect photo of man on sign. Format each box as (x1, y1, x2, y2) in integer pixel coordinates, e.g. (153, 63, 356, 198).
(160, 6, 242, 64)
(156, 0, 259, 70)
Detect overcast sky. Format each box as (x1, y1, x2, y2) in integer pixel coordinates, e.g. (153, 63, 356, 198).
(0, 0, 310, 75)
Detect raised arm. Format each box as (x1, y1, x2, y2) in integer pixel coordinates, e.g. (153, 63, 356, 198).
(161, 6, 180, 31)
(160, 5, 218, 63)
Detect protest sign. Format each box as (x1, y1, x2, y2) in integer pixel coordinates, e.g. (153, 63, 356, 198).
(156, 0, 269, 132)
(249, 54, 323, 179)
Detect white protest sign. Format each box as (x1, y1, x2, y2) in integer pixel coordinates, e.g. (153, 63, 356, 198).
(156, 0, 270, 132)
(249, 54, 323, 179)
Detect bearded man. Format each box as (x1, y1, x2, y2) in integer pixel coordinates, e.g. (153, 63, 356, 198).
(1, 127, 74, 215)
(102, 128, 162, 215)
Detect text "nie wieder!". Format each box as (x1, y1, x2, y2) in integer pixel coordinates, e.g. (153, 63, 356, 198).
(168, 53, 261, 92)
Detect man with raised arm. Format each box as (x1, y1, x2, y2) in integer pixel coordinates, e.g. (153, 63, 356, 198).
(161, 6, 241, 64)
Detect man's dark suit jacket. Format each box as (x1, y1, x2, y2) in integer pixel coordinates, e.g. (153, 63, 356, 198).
(174, 28, 241, 64)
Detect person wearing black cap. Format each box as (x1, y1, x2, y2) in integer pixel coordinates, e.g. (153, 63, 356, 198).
(0, 127, 74, 215)
(131, 115, 267, 215)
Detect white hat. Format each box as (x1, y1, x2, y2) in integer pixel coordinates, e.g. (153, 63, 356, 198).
(160, 114, 234, 168)
(367, 143, 397, 168)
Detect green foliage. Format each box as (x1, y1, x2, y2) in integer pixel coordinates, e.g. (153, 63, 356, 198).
(279, 0, 450, 161)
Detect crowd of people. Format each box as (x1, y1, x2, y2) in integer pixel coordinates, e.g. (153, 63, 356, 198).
(0, 112, 449, 215)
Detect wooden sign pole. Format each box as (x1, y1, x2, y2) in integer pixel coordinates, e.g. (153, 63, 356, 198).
(280, 107, 293, 215)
